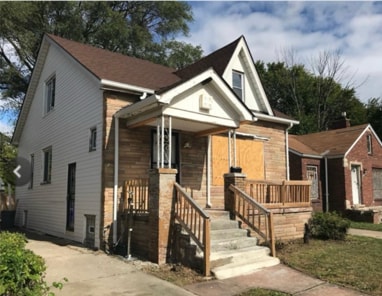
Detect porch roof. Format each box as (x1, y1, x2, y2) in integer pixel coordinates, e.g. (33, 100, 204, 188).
(115, 68, 255, 135)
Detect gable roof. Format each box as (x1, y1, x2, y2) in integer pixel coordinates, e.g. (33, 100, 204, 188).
(289, 124, 380, 158)
(47, 34, 180, 91)
(13, 33, 298, 144)
(175, 37, 241, 80)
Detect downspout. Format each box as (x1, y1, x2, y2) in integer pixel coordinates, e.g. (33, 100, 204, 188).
(321, 150, 330, 212)
(207, 135, 211, 208)
(285, 123, 293, 180)
(113, 116, 119, 245)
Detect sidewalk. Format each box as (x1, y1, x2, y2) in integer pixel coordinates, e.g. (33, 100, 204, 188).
(26, 232, 196, 296)
(348, 228, 382, 239)
(24, 228, 379, 296)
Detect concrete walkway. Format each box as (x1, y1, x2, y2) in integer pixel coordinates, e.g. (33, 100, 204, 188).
(348, 228, 382, 239)
(24, 228, 381, 296)
(26, 234, 195, 296)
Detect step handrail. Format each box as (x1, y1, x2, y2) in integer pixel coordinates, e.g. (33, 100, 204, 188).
(229, 184, 276, 257)
(173, 182, 211, 276)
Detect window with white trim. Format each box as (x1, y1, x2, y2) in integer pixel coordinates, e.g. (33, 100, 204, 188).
(45, 75, 56, 113)
(42, 147, 52, 184)
(89, 127, 97, 151)
(232, 71, 244, 100)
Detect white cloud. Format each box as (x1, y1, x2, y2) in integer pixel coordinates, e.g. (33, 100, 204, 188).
(0, 121, 13, 137)
(185, 1, 382, 103)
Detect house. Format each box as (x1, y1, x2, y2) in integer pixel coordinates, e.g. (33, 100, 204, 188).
(12, 33, 312, 276)
(289, 120, 382, 221)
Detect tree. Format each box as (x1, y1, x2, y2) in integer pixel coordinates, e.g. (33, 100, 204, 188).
(256, 52, 368, 135)
(366, 98, 382, 139)
(0, 132, 16, 186)
(0, 1, 203, 120)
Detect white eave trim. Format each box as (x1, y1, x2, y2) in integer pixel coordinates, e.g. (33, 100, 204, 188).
(253, 111, 299, 125)
(344, 124, 382, 158)
(114, 94, 164, 118)
(100, 79, 154, 95)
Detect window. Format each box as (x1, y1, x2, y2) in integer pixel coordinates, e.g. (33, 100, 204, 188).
(89, 127, 97, 151)
(45, 75, 56, 113)
(42, 147, 52, 184)
(232, 71, 244, 100)
(367, 134, 373, 154)
(372, 168, 382, 200)
(29, 154, 34, 189)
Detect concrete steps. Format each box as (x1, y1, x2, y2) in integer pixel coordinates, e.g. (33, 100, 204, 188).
(192, 209, 280, 280)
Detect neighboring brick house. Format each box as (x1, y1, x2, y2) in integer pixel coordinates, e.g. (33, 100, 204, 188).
(289, 122, 382, 214)
(12, 33, 308, 267)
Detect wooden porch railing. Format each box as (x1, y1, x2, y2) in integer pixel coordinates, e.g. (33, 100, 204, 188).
(229, 184, 276, 257)
(245, 179, 311, 208)
(122, 179, 149, 214)
(173, 182, 211, 276)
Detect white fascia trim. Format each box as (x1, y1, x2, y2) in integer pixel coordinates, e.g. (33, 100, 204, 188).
(114, 94, 163, 118)
(253, 111, 299, 125)
(100, 79, 154, 95)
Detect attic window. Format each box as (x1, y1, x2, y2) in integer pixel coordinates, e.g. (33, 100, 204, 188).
(232, 71, 244, 100)
(45, 75, 56, 113)
(367, 134, 373, 154)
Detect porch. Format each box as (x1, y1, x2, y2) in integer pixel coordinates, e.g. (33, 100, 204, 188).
(116, 173, 312, 277)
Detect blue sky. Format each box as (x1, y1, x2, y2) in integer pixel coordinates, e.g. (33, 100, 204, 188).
(183, 1, 382, 102)
(1, 1, 382, 136)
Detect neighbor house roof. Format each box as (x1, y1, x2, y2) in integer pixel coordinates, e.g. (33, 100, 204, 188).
(289, 124, 371, 157)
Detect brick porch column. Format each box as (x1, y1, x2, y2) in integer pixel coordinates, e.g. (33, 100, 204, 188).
(148, 168, 177, 264)
(224, 173, 246, 218)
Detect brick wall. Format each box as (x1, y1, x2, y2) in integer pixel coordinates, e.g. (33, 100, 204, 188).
(271, 207, 312, 241)
(345, 129, 382, 207)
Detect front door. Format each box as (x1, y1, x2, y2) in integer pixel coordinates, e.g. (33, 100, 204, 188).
(351, 165, 361, 205)
(66, 163, 76, 231)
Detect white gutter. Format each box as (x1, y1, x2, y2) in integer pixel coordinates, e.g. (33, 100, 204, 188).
(253, 111, 299, 126)
(101, 79, 154, 95)
(285, 123, 293, 180)
(113, 116, 119, 244)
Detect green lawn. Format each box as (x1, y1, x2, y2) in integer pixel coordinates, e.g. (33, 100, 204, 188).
(277, 236, 382, 295)
(236, 288, 290, 296)
(350, 221, 382, 232)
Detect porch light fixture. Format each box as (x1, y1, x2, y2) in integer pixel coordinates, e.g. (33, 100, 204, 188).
(183, 141, 191, 149)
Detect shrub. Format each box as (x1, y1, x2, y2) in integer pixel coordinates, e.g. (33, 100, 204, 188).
(0, 231, 62, 296)
(308, 212, 351, 240)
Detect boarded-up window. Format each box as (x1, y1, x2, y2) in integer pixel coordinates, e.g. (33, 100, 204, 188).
(372, 168, 382, 200)
(211, 135, 264, 186)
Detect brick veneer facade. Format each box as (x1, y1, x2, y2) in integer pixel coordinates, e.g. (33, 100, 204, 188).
(101, 91, 304, 258)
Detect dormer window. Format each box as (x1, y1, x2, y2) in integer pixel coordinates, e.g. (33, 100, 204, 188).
(232, 71, 244, 100)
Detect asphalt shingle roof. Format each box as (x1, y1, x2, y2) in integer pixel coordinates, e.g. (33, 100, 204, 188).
(289, 124, 369, 157)
(47, 34, 181, 91)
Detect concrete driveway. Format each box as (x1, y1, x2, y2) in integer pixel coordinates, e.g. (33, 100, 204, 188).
(26, 233, 196, 296)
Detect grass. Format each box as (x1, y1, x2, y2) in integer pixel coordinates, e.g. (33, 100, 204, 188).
(277, 236, 382, 295)
(350, 221, 382, 232)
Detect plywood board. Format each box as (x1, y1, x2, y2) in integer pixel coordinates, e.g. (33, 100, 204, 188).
(211, 135, 264, 186)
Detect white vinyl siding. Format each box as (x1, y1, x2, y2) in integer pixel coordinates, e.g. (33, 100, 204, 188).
(15, 42, 103, 247)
